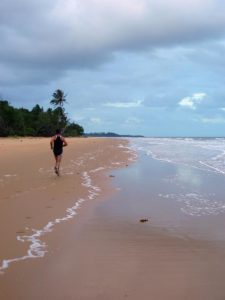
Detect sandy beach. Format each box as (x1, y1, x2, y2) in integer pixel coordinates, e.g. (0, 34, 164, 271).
(0, 137, 132, 298)
(1, 137, 225, 299)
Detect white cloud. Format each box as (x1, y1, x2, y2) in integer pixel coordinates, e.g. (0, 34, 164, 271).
(104, 100, 143, 108)
(201, 116, 225, 124)
(90, 117, 102, 124)
(192, 93, 207, 101)
(220, 107, 225, 112)
(178, 93, 207, 110)
(179, 97, 196, 110)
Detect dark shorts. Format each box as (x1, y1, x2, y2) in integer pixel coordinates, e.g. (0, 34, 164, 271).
(53, 149, 63, 156)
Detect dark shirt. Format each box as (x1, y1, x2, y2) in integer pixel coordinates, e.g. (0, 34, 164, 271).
(53, 135, 63, 155)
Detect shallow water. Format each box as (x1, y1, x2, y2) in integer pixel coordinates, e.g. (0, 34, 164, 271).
(103, 138, 225, 241)
(130, 137, 225, 175)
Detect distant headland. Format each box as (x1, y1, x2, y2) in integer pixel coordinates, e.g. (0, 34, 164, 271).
(85, 132, 144, 138)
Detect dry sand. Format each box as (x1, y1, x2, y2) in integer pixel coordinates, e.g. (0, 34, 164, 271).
(1, 137, 225, 300)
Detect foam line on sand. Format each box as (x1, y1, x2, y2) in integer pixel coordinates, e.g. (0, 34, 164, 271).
(0, 170, 100, 274)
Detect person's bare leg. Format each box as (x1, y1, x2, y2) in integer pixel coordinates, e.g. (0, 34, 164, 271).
(56, 155, 62, 175)
(54, 155, 58, 174)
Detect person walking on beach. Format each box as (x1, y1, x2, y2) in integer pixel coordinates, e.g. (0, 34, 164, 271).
(50, 129, 68, 176)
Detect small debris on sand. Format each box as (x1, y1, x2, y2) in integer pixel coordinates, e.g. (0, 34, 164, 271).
(139, 218, 148, 223)
(109, 175, 115, 178)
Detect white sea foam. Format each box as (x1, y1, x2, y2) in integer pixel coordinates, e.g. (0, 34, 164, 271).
(0, 141, 136, 274)
(0, 170, 101, 274)
(0, 199, 85, 274)
(82, 171, 101, 200)
(129, 138, 225, 176)
(159, 192, 225, 217)
(128, 138, 225, 217)
(64, 171, 75, 175)
(89, 167, 105, 173)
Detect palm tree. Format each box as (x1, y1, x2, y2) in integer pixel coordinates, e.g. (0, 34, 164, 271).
(50, 89, 67, 108)
(50, 89, 68, 129)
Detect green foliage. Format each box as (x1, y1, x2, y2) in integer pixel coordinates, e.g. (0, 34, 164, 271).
(0, 91, 84, 137)
(50, 89, 68, 129)
(0, 100, 20, 136)
(50, 89, 67, 108)
(64, 123, 84, 137)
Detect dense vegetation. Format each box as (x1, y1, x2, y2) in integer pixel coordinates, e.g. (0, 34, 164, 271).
(0, 89, 84, 137)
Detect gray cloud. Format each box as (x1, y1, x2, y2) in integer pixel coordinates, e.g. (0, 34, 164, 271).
(1, 0, 225, 85)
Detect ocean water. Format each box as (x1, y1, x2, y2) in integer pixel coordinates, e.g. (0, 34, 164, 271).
(129, 137, 225, 175)
(126, 138, 225, 219)
(109, 137, 225, 240)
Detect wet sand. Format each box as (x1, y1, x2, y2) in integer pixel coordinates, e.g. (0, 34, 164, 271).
(1, 138, 225, 299)
(0, 137, 131, 296)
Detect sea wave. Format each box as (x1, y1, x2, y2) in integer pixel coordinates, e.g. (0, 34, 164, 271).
(129, 137, 225, 175)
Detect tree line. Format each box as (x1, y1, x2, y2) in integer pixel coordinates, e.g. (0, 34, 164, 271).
(0, 89, 84, 137)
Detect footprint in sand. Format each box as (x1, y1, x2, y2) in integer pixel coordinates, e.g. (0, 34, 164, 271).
(16, 230, 26, 234)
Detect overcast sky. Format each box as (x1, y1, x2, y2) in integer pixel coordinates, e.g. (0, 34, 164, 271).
(1, 0, 225, 136)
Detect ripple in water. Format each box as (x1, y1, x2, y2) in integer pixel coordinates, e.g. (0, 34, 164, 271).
(129, 138, 225, 175)
(159, 193, 225, 216)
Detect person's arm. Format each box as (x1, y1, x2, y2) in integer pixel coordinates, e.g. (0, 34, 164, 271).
(50, 137, 54, 149)
(62, 137, 68, 147)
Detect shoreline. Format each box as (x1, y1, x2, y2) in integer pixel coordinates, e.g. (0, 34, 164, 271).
(1, 137, 225, 299)
(0, 137, 134, 276)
